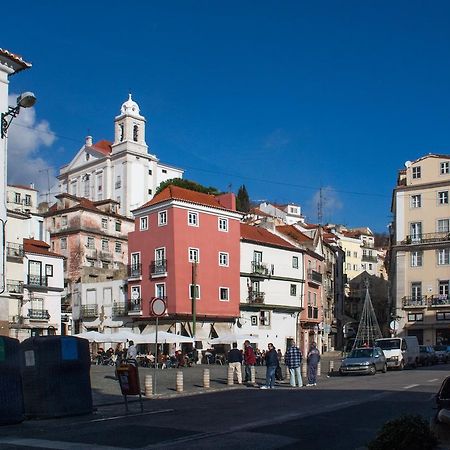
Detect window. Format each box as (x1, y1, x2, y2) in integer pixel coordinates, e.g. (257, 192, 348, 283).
(437, 312, 450, 321)
(353, 251, 358, 258)
(412, 166, 421, 179)
(162, 169, 167, 174)
(438, 191, 449, 205)
(97, 173, 103, 192)
(84, 175, 90, 197)
(189, 284, 200, 299)
(140, 216, 148, 230)
(411, 251, 423, 267)
(188, 211, 199, 227)
(346, 263, 351, 270)
(45, 264, 53, 277)
(14, 192, 21, 204)
(410, 222, 422, 241)
(130, 285, 141, 301)
(218, 218, 228, 232)
(219, 252, 229, 267)
(260, 310, 270, 326)
(156, 283, 165, 298)
(148, 189, 152, 195)
(86, 236, 95, 249)
(441, 161, 450, 175)
(87, 258, 95, 267)
(148, 169, 152, 175)
(70, 181, 77, 195)
(101, 218, 107, 229)
(115, 175, 121, 189)
(115, 221, 121, 232)
(439, 280, 449, 298)
(408, 313, 423, 322)
(119, 123, 124, 142)
(158, 211, 167, 226)
(437, 249, 450, 265)
(101, 239, 109, 251)
(25, 194, 31, 206)
(115, 242, 122, 253)
(411, 282, 422, 300)
(292, 256, 299, 269)
(60, 237, 67, 250)
(219, 287, 229, 301)
(131, 252, 140, 268)
(188, 248, 199, 263)
(368, 263, 373, 270)
(411, 194, 422, 208)
(353, 264, 358, 271)
(346, 250, 351, 257)
(290, 284, 297, 296)
(437, 219, 450, 233)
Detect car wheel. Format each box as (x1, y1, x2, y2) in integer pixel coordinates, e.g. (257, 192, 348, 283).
(369, 365, 376, 375)
(382, 363, 387, 373)
(399, 360, 405, 370)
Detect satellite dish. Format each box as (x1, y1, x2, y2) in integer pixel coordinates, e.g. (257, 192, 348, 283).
(404, 161, 412, 168)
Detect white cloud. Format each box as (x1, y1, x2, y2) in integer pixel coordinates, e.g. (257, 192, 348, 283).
(310, 186, 343, 223)
(6, 94, 57, 197)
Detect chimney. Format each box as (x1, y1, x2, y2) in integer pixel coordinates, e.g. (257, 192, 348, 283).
(85, 136, 93, 147)
(216, 192, 236, 211)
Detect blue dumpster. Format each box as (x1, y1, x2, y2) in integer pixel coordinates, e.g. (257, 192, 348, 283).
(0, 336, 24, 424)
(21, 336, 93, 418)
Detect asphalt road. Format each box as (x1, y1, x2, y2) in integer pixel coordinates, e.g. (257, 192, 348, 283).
(0, 362, 449, 449)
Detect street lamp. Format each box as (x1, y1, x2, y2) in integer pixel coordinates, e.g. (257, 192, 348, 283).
(1, 91, 36, 138)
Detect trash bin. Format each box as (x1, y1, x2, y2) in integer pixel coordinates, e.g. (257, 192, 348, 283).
(0, 336, 24, 424)
(21, 336, 93, 418)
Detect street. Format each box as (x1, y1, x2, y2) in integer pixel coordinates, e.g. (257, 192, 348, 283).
(0, 362, 448, 449)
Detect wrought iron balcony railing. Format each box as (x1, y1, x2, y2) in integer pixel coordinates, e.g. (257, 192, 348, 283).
(28, 309, 50, 320)
(150, 259, 167, 276)
(248, 291, 265, 304)
(361, 254, 378, 263)
(251, 261, 270, 276)
(402, 231, 450, 245)
(307, 269, 322, 284)
(27, 275, 48, 287)
(128, 298, 142, 312)
(6, 242, 24, 258)
(402, 296, 428, 308)
(81, 304, 98, 318)
(430, 295, 450, 307)
(112, 303, 128, 316)
(7, 280, 23, 294)
(127, 264, 142, 278)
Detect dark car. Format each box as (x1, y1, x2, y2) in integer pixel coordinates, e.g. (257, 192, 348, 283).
(434, 345, 449, 364)
(339, 347, 387, 375)
(419, 345, 438, 366)
(435, 376, 450, 424)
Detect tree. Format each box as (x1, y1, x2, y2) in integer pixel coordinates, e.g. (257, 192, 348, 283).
(155, 178, 220, 196)
(236, 185, 250, 213)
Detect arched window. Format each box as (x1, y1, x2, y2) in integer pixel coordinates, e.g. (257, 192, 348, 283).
(133, 125, 139, 142)
(119, 123, 124, 142)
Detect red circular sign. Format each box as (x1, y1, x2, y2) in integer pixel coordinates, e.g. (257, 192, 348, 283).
(151, 297, 166, 317)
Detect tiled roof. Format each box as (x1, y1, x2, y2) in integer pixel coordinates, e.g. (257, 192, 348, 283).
(0, 48, 32, 72)
(8, 184, 37, 191)
(248, 207, 272, 217)
(24, 239, 63, 258)
(136, 185, 228, 211)
(241, 224, 297, 249)
(90, 140, 112, 155)
(276, 225, 313, 244)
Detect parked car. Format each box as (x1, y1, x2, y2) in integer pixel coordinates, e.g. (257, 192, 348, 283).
(419, 345, 438, 366)
(339, 347, 387, 375)
(375, 336, 420, 369)
(435, 376, 450, 424)
(433, 345, 449, 364)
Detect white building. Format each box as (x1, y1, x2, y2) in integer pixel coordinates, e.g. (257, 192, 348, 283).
(58, 95, 184, 217)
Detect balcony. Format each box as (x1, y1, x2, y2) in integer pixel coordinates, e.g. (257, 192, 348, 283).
(150, 259, 167, 278)
(7, 280, 23, 294)
(430, 295, 450, 307)
(362, 254, 378, 263)
(402, 231, 450, 245)
(81, 304, 98, 318)
(128, 298, 142, 312)
(307, 269, 322, 284)
(26, 275, 48, 287)
(112, 302, 128, 316)
(251, 261, 270, 276)
(28, 309, 50, 320)
(402, 296, 428, 308)
(248, 291, 265, 304)
(6, 242, 24, 259)
(128, 264, 142, 278)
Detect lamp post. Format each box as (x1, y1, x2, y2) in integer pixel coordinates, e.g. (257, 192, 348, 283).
(1, 92, 36, 138)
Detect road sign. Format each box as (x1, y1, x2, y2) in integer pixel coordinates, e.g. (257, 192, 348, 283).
(151, 297, 166, 317)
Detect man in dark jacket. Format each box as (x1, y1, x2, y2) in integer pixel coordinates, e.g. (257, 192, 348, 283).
(260, 343, 278, 389)
(243, 340, 256, 383)
(228, 342, 243, 384)
(306, 342, 321, 386)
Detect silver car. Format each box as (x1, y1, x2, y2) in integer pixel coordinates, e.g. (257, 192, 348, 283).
(339, 347, 387, 375)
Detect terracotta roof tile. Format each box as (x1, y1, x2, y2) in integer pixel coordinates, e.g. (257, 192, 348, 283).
(9, 184, 37, 191)
(0, 48, 32, 72)
(276, 225, 313, 244)
(241, 224, 297, 249)
(90, 140, 112, 155)
(24, 238, 63, 258)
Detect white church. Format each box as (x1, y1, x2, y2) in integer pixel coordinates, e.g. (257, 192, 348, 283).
(58, 95, 184, 216)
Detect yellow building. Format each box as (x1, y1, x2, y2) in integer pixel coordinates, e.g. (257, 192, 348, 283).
(391, 154, 450, 345)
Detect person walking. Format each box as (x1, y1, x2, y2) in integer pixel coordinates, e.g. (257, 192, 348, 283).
(243, 340, 256, 383)
(126, 340, 137, 360)
(260, 343, 278, 389)
(306, 342, 321, 386)
(227, 342, 243, 384)
(284, 341, 303, 387)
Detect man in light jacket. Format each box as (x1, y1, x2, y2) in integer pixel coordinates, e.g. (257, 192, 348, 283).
(284, 341, 303, 387)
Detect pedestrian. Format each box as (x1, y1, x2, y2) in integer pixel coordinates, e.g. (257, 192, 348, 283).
(306, 342, 321, 386)
(284, 341, 303, 387)
(227, 342, 243, 384)
(126, 340, 137, 360)
(243, 340, 256, 383)
(260, 343, 278, 389)
(277, 349, 283, 363)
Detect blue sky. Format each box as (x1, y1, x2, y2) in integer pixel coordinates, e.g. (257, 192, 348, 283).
(4, 1, 450, 232)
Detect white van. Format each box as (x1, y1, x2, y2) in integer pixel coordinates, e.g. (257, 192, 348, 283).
(375, 337, 420, 369)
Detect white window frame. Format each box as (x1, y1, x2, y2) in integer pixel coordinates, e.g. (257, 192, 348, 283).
(438, 191, 449, 205)
(411, 251, 423, 267)
(440, 161, 450, 175)
(292, 256, 299, 269)
(101, 239, 109, 251)
(86, 236, 95, 249)
(101, 218, 107, 229)
(130, 285, 141, 300)
(219, 287, 229, 302)
(158, 210, 167, 226)
(115, 242, 122, 253)
(437, 249, 450, 265)
(140, 216, 148, 231)
(412, 166, 421, 179)
(437, 219, 450, 233)
(188, 247, 200, 263)
(60, 237, 67, 250)
(219, 252, 229, 267)
(410, 194, 422, 208)
(155, 283, 166, 299)
(189, 284, 200, 300)
(188, 211, 199, 227)
(218, 217, 228, 232)
(259, 310, 271, 326)
(290, 284, 297, 296)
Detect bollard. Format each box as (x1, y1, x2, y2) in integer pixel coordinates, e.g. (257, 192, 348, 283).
(203, 368, 210, 389)
(301, 362, 307, 380)
(317, 362, 321, 377)
(250, 365, 256, 385)
(144, 374, 153, 398)
(176, 370, 183, 393)
(329, 360, 335, 374)
(227, 366, 234, 386)
(285, 366, 290, 382)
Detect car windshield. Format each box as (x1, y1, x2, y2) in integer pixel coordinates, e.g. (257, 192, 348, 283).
(434, 345, 447, 351)
(349, 349, 373, 358)
(375, 339, 400, 350)
(419, 346, 427, 352)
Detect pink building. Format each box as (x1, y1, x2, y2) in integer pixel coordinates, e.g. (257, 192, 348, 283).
(128, 185, 242, 340)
